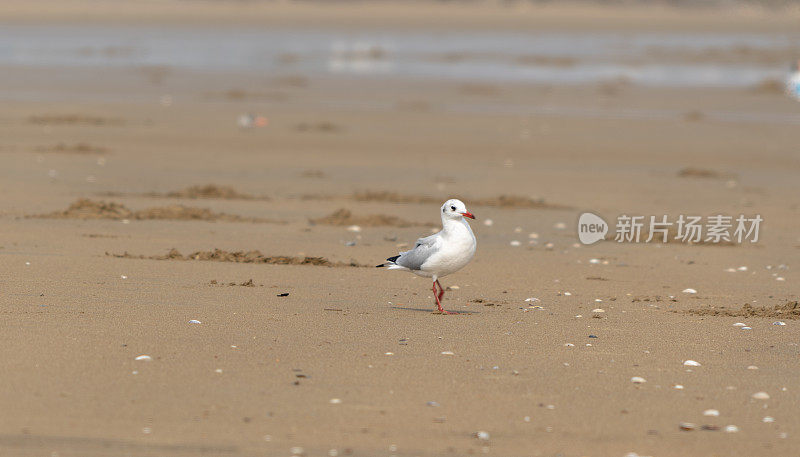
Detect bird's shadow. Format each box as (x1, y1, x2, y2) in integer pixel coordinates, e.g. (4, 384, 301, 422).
(390, 305, 478, 315)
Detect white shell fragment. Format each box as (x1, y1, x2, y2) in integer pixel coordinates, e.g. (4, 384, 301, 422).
(134, 355, 152, 361)
(440, 351, 455, 355)
(674, 384, 684, 390)
(631, 376, 647, 384)
(763, 416, 775, 423)
(752, 392, 770, 400)
(475, 431, 490, 441)
(592, 308, 605, 313)
(329, 398, 342, 404)
(510, 240, 521, 246)
(483, 219, 493, 227)
(188, 319, 202, 324)
(733, 323, 747, 327)
(346, 225, 361, 233)
(724, 425, 739, 433)
(703, 409, 720, 417)
(682, 288, 697, 294)
(773, 321, 786, 326)
(683, 360, 701, 367)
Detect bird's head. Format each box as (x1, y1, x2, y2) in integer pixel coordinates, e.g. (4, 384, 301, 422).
(441, 199, 475, 220)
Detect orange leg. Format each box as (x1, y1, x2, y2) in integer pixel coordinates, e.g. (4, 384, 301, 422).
(433, 281, 451, 314)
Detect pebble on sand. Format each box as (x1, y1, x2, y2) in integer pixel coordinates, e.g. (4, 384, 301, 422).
(682, 288, 697, 294)
(679, 422, 696, 431)
(683, 360, 701, 367)
(134, 355, 152, 361)
(752, 392, 770, 400)
(631, 376, 647, 384)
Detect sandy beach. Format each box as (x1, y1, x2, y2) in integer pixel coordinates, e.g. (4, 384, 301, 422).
(1, 1, 799, 456)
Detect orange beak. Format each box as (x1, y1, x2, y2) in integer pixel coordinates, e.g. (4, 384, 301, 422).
(460, 211, 475, 219)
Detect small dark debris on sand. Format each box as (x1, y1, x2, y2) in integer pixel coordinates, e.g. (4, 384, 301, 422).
(683, 301, 800, 319)
(35, 143, 109, 154)
(108, 248, 365, 268)
(277, 293, 290, 297)
(309, 208, 431, 227)
(209, 279, 261, 287)
(33, 199, 275, 223)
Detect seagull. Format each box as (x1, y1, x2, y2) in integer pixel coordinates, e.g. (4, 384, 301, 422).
(377, 199, 476, 314)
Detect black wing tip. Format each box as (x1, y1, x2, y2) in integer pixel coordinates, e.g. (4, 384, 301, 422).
(386, 255, 400, 263)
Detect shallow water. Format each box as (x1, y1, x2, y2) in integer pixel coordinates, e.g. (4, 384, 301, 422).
(1, 23, 797, 87)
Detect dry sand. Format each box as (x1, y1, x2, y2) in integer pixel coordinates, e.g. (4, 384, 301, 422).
(1, 2, 799, 457)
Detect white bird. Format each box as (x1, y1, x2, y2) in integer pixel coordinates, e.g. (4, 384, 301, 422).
(377, 199, 476, 314)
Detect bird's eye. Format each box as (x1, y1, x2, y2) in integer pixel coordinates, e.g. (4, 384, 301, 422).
(450, 205, 456, 211)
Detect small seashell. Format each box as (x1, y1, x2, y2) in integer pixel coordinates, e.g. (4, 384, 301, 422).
(631, 376, 646, 384)
(449, 285, 460, 290)
(120, 275, 128, 279)
(724, 425, 739, 433)
(679, 422, 696, 431)
(776, 277, 785, 281)
(346, 225, 361, 232)
(440, 351, 455, 355)
(188, 319, 201, 324)
(510, 240, 521, 246)
(682, 288, 697, 294)
(475, 431, 490, 441)
(763, 416, 775, 423)
(733, 323, 747, 327)
(329, 398, 342, 404)
(563, 292, 571, 296)
(529, 232, 539, 239)
(737, 266, 748, 271)
(741, 326, 752, 330)
(773, 321, 786, 326)
(703, 409, 720, 417)
(483, 219, 493, 226)
(525, 297, 540, 302)
(523, 416, 531, 422)
(215, 368, 222, 373)
(674, 384, 684, 390)
(752, 391, 770, 400)
(554, 222, 566, 229)
(683, 360, 701, 367)
(589, 258, 600, 264)
(564, 343, 574, 347)
(592, 308, 605, 313)
(134, 355, 152, 361)
(747, 365, 758, 370)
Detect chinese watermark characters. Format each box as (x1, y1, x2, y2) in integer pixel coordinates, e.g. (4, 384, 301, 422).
(577, 212, 763, 245)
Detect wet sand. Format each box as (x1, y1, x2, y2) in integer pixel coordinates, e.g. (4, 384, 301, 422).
(2, 2, 800, 456)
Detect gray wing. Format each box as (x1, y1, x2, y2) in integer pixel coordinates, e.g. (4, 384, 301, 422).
(396, 233, 440, 271)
